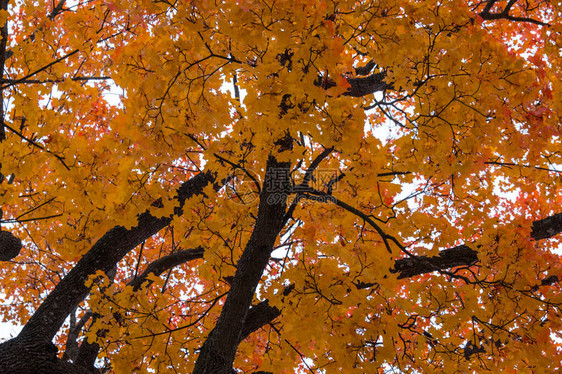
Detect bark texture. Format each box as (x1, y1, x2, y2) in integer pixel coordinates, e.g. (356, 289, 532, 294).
(345, 72, 388, 97)
(531, 212, 562, 240)
(392, 245, 479, 279)
(0, 336, 89, 374)
(128, 246, 205, 291)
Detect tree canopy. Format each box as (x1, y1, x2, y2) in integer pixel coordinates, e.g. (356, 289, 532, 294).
(0, 0, 561, 372)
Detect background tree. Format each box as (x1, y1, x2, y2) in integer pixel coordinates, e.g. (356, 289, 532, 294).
(0, 0, 560, 373)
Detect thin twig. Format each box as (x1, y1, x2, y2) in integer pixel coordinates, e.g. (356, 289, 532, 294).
(299, 187, 395, 254)
(3, 122, 70, 170)
(0, 49, 80, 90)
(132, 292, 227, 339)
(0, 76, 111, 85)
(214, 152, 261, 194)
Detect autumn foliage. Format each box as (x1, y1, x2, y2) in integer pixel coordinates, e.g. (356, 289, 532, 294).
(0, 0, 561, 372)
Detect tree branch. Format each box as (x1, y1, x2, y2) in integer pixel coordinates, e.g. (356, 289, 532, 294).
(67, 209, 560, 372)
(0, 49, 80, 90)
(240, 246, 479, 339)
(128, 246, 205, 291)
(3, 122, 70, 170)
(316, 71, 389, 97)
(73, 247, 206, 368)
(391, 245, 478, 279)
(48, 0, 66, 20)
(16, 171, 214, 343)
(0, 76, 111, 85)
(73, 338, 98, 373)
(238, 212, 562, 343)
(531, 212, 562, 240)
(240, 300, 281, 343)
(353, 60, 376, 76)
(62, 310, 92, 363)
(299, 189, 396, 254)
(479, 0, 549, 26)
(344, 72, 388, 97)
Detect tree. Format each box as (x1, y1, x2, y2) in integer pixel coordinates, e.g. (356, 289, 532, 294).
(0, 0, 560, 372)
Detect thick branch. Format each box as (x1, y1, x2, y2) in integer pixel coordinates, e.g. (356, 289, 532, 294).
(0, 337, 91, 374)
(74, 338, 99, 373)
(17, 171, 214, 343)
(344, 72, 388, 97)
(48, 0, 66, 19)
(316, 71, 389, 97)
(128, 246, 205, 291)
(531, 212, 562, 240)
(353, 60, 376, 76)
(479, 0, 549, 26)
(62, 310, 92, 363)
(391, 245, 478, 279)
(240, 300, 281, 343)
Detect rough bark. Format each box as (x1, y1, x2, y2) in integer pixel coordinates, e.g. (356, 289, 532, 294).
(61, 311, 92, 363)
(73, 338, 99, 373)
(128, 246, 205, 291)
(353, 60, 376, 76)
(391, 245, 478, 279)
(193, 157, 291, 374)
(0, 336, 90, 374)
(344, 72, 388, 97)
(316, 71, 388, 98)
(531, 212, 562, 240)
(240, 301, 281, 342)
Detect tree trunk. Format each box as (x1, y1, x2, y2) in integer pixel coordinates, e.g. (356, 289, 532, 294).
(193, 157, 291, 374)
